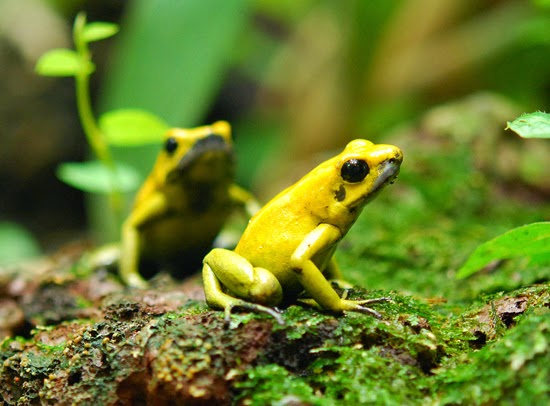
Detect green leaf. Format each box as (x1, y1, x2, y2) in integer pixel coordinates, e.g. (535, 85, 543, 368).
(528, 252, 550, 266)
(82, 22, 119, 43)
(99, 109, 169, 146)
(56, 161, 141, 194)
(506, 112, 550, 139)
(0, 222, 41, 265)
(533, 0, 550, 10)
(35, 49, 93, 77)
(457, 222, 550, 279)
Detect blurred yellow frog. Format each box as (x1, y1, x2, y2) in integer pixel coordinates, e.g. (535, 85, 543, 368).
(202, 139, 403, 324)
(119, 121, 258, 288)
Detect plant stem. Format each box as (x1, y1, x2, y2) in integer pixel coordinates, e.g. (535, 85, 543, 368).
(75, 67, 113, 165)
(73, 13, 111, 165)
(73, 12, 123, 216)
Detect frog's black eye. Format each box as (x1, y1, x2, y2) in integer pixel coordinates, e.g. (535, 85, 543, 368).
(341, 159, 369, 183)
(164, 137, 178, 154)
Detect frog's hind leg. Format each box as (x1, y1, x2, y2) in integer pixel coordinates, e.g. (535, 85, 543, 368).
(202, 248, 284, 324)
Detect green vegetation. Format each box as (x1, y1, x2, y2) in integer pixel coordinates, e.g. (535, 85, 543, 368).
(35, 13, 168, 201)
(456, 112, 550, 278)
(0, 222, 41, 265)
(1, 1, 549, 404)
(435, 312, 550, 405)
(507, 111, 550, 139)
(457, 222, 550, 279)
(1, 282, 547, 404)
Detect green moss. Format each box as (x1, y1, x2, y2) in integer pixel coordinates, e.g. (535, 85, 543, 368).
(274, 305, 336, 340)
(235, 364, 319, 405)
(220, 270, 548, 405)
(228, 285, 550, 405)
(231, 291, 442, 405)
(435, 311, 550, 404)
(1, 280, 549, 404)
(310, 346, 429, 405)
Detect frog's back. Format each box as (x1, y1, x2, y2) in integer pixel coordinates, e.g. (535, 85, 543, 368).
(234, 172, 331, 284)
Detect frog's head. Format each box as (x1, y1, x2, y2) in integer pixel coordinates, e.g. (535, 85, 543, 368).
(156, 121, 234, 185)
(332, 139, 402, 213)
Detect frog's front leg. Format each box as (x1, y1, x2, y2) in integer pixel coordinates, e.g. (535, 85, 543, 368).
(202, 248, 284, 324)
(228, 184, 261, 217)
(119, 192, 168, 288)
(290, 224, 389, 318)
(120, 223, 147, 288)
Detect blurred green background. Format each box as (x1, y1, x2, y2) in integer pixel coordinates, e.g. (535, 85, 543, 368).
(0, 0, 549, 268)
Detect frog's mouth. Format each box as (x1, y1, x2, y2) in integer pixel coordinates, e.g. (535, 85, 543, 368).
(176, 134, 233, 172)
(166, 134, 234, 184)
(371, 158, 400, 193)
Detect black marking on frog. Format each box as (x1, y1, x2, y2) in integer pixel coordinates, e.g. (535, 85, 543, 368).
(335, 185, 346, 202)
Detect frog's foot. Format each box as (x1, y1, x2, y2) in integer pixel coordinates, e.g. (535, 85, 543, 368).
(297, 298, 323, 310)
(356, 297, 392, 305)
(223, 299, 285, 326)
(299, 297, 390, 319)
(202, 249, 284, 324)
(341, 297, 391, 319)
(329, 279, 354, 290)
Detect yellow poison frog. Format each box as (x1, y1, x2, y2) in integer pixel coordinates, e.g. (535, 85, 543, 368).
(202, 139, 403, 324)
(119, 121, 258, 288)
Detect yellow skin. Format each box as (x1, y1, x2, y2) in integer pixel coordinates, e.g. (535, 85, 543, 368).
(202, 139, 403, 324)
(120, 121, 258, 288)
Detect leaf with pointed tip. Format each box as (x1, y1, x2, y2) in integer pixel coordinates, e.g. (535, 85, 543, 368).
(35, 49, 93, 77)
(456, 222, 550, 279)
(506, 112, 550, 139)
(56, 161, 141, 194)
(82, 22, 120, 43)
(100, 109, 169, 146)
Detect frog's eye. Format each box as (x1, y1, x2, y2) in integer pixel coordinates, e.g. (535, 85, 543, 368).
(341, 159, 369, 183)
(164, 137, 178, 154)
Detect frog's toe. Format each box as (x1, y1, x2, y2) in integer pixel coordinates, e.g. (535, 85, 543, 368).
(357, 296, 392, 305)
(223, 305, 233, 324)
(329, 279, 354, 290)
(297, 298, 322, 309)
(341, 297, 390, 319)
(354, 305, 384, 319)
(262, 306, 285, 325)
(240, 302, 285, 325)
(223, 300, 285, 325)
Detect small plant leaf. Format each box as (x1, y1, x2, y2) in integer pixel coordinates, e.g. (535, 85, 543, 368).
(456, 222, 550, 279)
(82, 22, 119, 43)
(35, 49, 93, 77)
(56, 161, 141, 194)
(506, 112, 550, 139)
(99, 109, 169, 146)
(0, 222, 41, 264)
